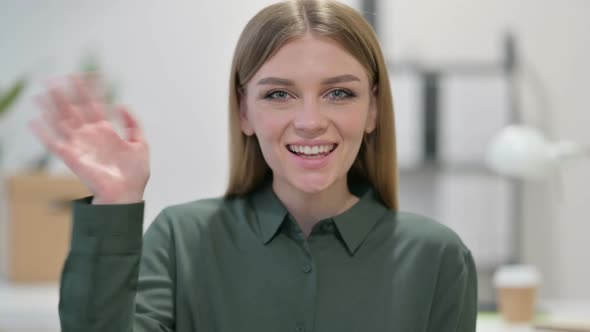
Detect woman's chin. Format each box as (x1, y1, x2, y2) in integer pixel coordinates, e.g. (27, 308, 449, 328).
(287, 173, 338, 195)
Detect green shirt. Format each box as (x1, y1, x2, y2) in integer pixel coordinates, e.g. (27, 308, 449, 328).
(59, 180, 477, 331)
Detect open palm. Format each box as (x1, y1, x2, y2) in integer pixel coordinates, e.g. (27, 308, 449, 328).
(30, 76, 150, 204)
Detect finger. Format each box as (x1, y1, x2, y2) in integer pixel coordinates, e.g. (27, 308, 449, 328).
(29, 118, 79, 169)
(36, 91, 65, 124)
(35, 94, 60, 136)
(72, 75, 107, 123)
(34, 92, 55, 113)
(41, 110, 73, 140)
(71, 74, 95, 105)
(49, 83, 83, 128)
(118, 105, 144, 142)
(29, 118, 67, 155)
(36, 95, 59, 130)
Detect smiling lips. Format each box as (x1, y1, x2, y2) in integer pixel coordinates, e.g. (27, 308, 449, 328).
(286, 144, 338, 158)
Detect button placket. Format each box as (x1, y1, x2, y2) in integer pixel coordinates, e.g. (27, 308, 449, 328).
(301, 263, 312, 273)
(295, 321, 306, 332)
(285, 215, 317, 332)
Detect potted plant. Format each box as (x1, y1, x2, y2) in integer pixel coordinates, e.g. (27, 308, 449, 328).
(0, 77, 28, 166)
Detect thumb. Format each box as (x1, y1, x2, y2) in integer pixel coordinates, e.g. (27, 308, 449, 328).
(117, 105, 144, 142)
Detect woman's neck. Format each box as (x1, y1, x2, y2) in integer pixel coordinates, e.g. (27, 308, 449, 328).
(272, 177, 359, 239)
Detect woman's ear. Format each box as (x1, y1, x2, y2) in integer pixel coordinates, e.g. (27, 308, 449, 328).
(365, 84, 378, 134)
(239, 89, 255, 136)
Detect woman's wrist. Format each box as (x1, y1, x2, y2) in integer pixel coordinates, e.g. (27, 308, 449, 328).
(92, 193, 144, 205)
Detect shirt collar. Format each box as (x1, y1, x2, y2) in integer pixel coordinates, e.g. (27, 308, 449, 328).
(249, 178, 390, 255)
(249, 179, 289, 245)
(332, 181, 389, 255)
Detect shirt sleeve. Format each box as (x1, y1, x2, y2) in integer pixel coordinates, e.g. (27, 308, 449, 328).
(59, 197, 176, 332)
(427, 246, 478, 332)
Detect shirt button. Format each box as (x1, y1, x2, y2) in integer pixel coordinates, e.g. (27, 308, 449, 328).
(301, 264, 312, 273)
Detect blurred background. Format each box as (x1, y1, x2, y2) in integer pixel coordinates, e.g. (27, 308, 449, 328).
(0, 0, 589, 331)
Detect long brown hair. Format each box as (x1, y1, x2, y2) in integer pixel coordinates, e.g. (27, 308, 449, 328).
(225, 0, 399, 210)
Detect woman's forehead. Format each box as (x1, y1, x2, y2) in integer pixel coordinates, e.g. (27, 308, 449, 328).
(249, 34, 370, 86)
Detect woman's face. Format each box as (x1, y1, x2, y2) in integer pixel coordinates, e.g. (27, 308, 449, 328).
(240, 33, 377, 195)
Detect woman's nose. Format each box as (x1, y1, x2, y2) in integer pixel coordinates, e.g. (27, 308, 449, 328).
(293, 100, 328, 135)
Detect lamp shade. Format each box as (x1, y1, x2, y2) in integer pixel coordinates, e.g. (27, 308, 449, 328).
(486, 125, 555, 180)
(486, 125, 588, 180)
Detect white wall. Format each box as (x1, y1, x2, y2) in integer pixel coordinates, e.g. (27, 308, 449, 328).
(381, 0, 590, 299)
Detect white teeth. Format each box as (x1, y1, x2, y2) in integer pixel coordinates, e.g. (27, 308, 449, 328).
(287, 144, 336, 155)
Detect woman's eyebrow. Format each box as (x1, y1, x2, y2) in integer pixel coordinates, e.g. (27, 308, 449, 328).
(321, 74, 360, 84)
(256, 74, 361, 86)
(257, 77, 294, 86)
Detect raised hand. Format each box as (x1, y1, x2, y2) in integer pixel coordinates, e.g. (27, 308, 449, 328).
(29, 75, 150, 204)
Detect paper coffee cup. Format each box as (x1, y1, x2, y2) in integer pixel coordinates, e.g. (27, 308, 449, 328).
(493, 265, 541, 323)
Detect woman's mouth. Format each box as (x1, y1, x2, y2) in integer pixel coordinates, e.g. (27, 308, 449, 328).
(286, 144, 338, 159)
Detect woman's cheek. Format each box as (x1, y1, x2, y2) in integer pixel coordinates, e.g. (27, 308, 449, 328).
(261, 113, 292, 136)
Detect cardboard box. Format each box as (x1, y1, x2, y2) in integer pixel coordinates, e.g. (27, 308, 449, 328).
(1, 171, 90, 282)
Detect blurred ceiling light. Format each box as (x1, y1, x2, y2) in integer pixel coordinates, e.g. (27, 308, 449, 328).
(486, 125, 589, 180)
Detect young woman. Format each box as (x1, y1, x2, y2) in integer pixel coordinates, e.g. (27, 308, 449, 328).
(31, 0, 477, 331)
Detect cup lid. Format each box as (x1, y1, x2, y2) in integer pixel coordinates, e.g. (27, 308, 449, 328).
(493, 265, 541, 288)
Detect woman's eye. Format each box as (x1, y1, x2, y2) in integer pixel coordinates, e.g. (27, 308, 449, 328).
(265, 90, 290, 101)
(263, 89, 355, 102)
(327, 89, 354, 100)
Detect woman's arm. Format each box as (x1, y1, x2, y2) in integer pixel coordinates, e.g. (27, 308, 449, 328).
(427, 246, 478, 332)
(59, 197, 176, 332)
